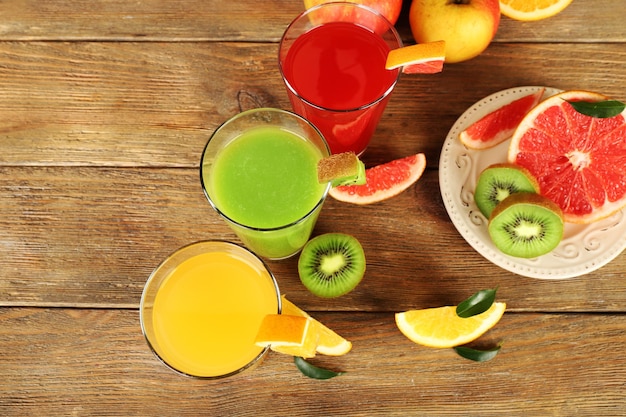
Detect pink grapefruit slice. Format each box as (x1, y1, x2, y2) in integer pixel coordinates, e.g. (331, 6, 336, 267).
(508, 90, 626, 224)
(329, 153, 426, 204)
(459, 88, 545, 150)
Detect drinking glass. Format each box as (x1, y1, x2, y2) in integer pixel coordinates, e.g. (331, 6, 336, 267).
(140, 240, 281, 379)
(200, 108, 331, 260)
(279, 2, 402, 155)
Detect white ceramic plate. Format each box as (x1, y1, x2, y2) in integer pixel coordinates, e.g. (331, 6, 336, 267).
(439, 86, 626, 279)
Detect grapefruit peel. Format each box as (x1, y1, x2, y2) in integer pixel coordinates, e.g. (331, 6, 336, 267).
(329, 153, 427, 204)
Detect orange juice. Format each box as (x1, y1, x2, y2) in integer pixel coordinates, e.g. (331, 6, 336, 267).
(140, 241, 280, 378)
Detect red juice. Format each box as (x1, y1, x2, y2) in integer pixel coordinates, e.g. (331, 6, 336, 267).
(281, 21, 400, 154)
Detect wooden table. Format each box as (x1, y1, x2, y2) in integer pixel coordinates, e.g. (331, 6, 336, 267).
(1, 1, 624, 415)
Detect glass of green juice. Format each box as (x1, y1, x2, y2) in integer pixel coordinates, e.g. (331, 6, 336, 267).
(200, 108, 331, 260)
(140, 240, 281, 379)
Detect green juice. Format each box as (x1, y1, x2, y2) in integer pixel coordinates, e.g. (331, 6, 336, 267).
(205, 126, 328, 259)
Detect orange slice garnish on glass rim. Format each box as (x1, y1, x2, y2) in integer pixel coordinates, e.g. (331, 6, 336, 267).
(254, 296, 352, 358)
(385, 40, 446, 74)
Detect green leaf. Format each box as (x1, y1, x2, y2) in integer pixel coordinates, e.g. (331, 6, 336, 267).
(456, 288, 497, 318)
(566, 99, 625, 118)
(454, 344, 502, 362)
(294, 356, 345, 380)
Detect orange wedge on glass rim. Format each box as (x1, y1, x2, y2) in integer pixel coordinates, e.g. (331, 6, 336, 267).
(385, 40, 446, 74)
(254, 296, 352, 357)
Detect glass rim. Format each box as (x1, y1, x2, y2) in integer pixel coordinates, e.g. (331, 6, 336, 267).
(199, 107, 331, 233)
(139, 240, 282, 379)
(278, 1, 403, 113)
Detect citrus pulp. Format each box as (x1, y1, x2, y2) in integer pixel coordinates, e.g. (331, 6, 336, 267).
(460, 88, 545, 150)
(279, 296, 352, 356)
(329, 153, 426, 204)
(385, 41, 446, 74)
(396, 302, 506, 348)
(499, 0, 573, 21)
(508, 90, 626, 224)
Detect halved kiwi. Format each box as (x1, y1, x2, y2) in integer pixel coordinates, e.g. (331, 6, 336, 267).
(488, 192, 564, 259)
(298, 233, 366, 298)
(474, 163, 539, 218)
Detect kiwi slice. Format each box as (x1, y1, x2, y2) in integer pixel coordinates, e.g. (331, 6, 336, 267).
(488, 192, 564, 259)
(298, 233, 366, 298)
(474, 163, 539, 218)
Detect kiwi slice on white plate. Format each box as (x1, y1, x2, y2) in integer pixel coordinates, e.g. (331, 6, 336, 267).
(488, 192, 564, 259)
(474, 163, 539, 218)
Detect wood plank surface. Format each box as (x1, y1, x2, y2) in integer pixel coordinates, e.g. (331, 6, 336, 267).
(0, 308, 624, 416)
(0, 0, 624, 42)
(1, 0, 625, 415)
(1, 167, 625, 311)
(1, 42, 624, 168)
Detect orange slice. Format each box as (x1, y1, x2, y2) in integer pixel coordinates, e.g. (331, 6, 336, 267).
(499, 0, 573, 21)
(254, 314, 318, 358)
(385, 41, 446, 74)
(395, 302, 506, 348)
(281, 296, 352, 356)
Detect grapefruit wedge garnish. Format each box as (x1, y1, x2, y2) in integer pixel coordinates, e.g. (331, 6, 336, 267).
(508, 90, 626, 224)
(329, 153, 426, 204)
(385, 41, 445, 75)
(459, 88, 545, 150)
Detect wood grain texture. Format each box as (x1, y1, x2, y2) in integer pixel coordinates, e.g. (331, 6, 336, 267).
(0, 308, 624, 416)
(0, 0, 624, 42)
(0, 42, 624, 167)
(1, 167, 625, 310)
(0, 0, 625, 415)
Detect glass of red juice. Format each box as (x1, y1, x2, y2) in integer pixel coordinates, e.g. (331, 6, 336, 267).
(279, 2, 402, 155)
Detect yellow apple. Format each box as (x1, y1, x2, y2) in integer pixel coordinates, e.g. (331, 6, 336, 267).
(409, 0, 500, 63)
(303, 0, 403, 25)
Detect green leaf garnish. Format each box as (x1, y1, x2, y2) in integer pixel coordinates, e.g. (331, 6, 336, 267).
(454, 343, 502, 362)
(294, 356, 345, 380)
(456, 288, 497, 318)
(566, 99, 625, 118)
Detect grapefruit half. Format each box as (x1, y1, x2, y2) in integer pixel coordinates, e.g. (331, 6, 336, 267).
(459, 88, 545, 150)
(508, 90, 626, 224)
(329, 153, 426, 204)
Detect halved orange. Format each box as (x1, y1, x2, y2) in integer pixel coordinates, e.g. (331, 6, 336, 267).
(385, 41, 446, 74)
(499, 0, 573, 21)
(395, 302, 506, 348)
(281, 296, 352, 356)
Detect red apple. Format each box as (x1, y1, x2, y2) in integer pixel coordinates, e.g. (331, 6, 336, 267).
(409, 0, 500, 63)
(303, 0, 403, 25)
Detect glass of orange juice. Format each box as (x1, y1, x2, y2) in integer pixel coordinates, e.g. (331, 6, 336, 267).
(140, 240, 281, 378)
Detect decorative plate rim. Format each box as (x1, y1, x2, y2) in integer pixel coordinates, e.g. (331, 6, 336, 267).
(439, 86, 626, 279)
